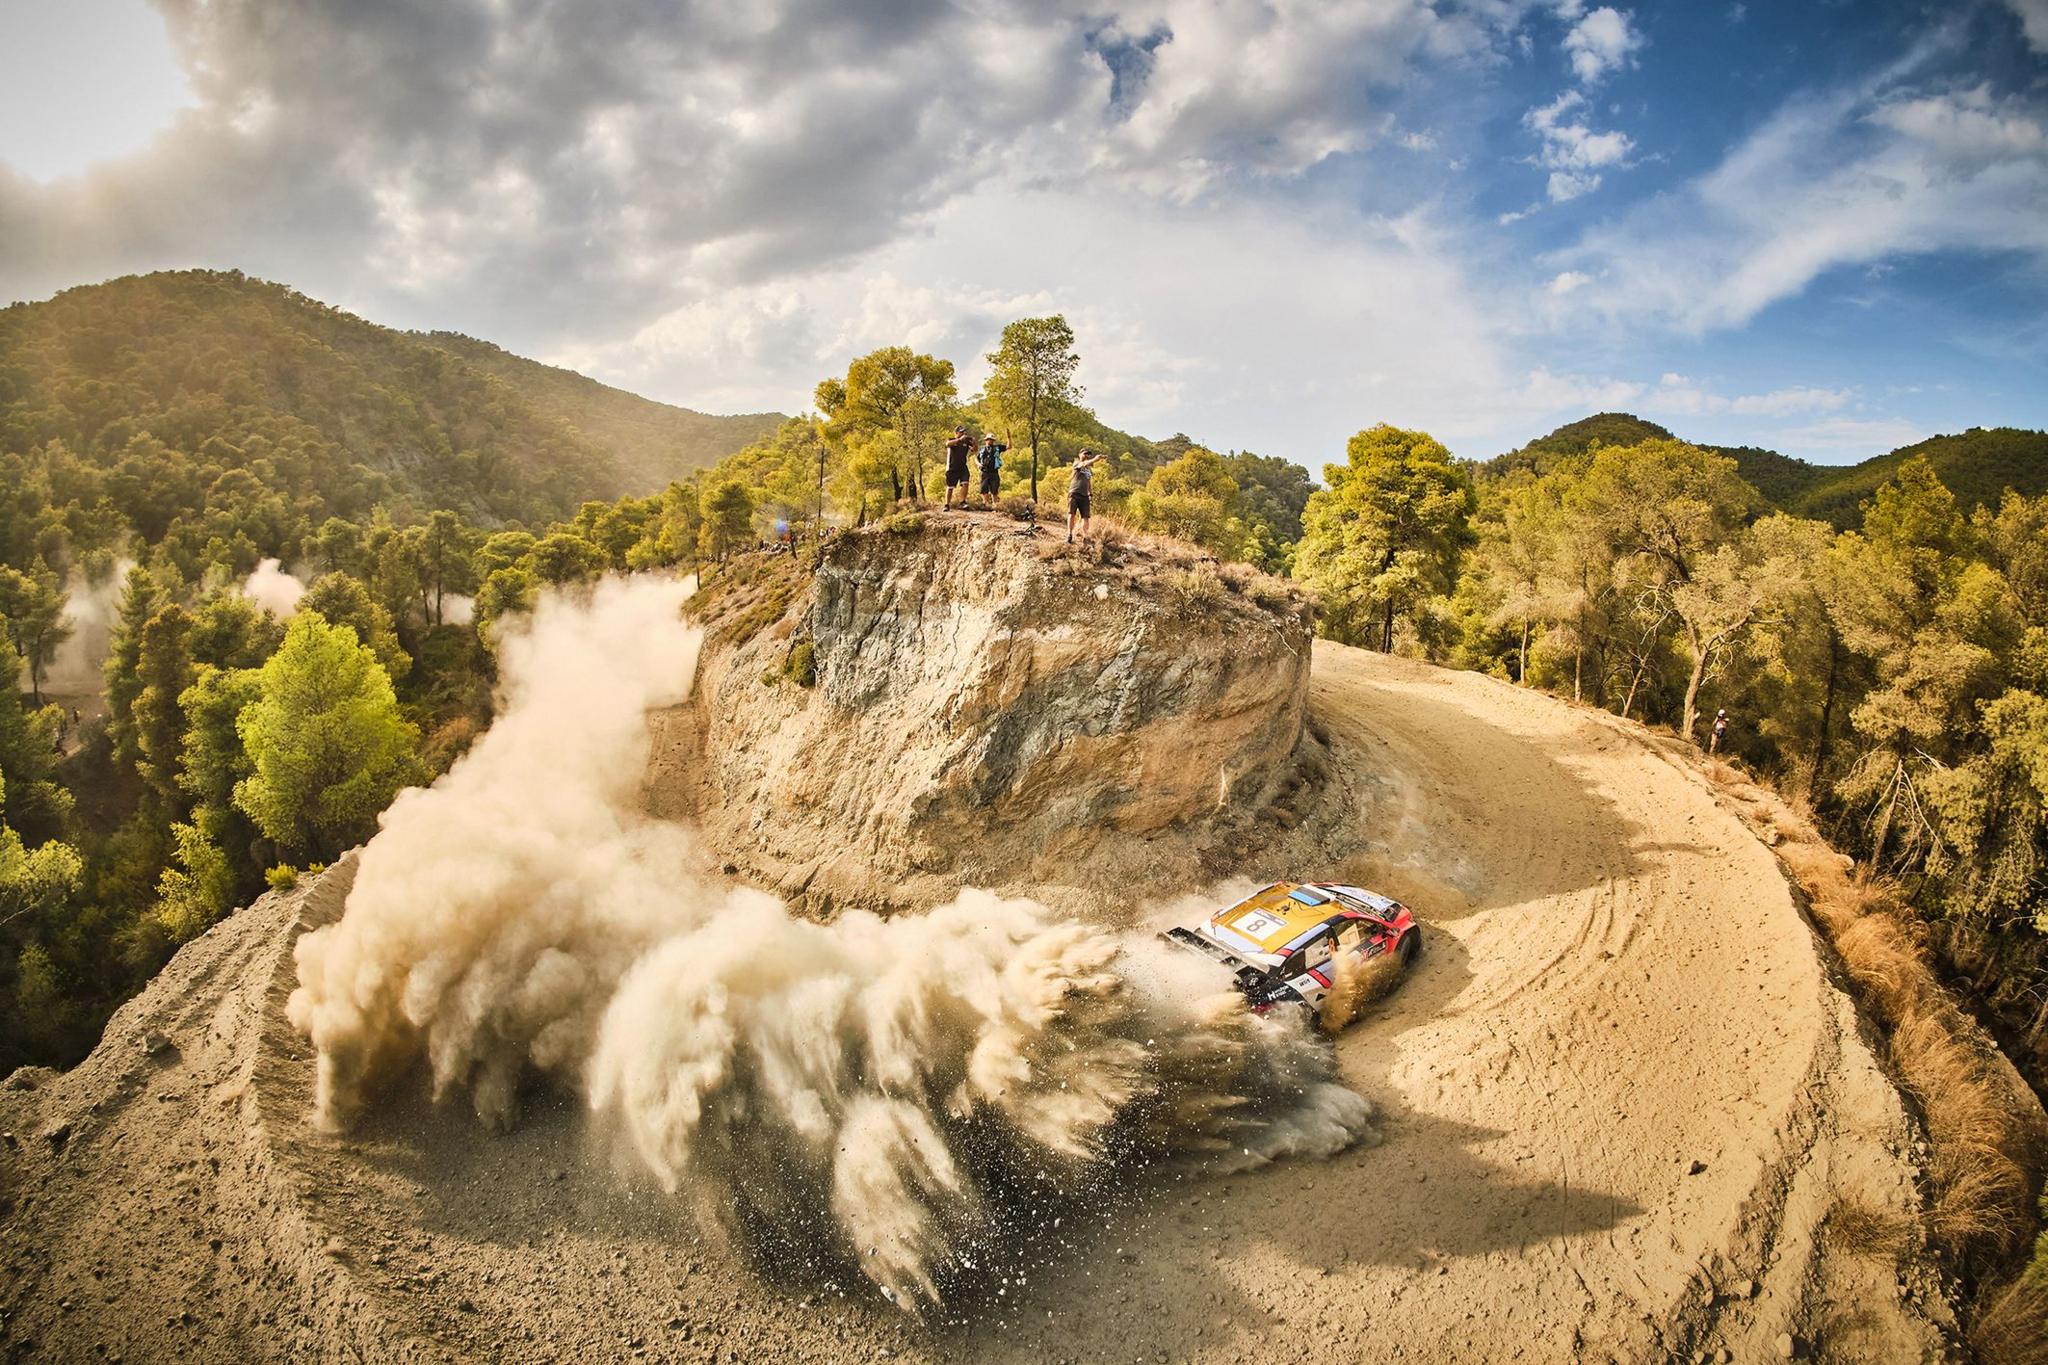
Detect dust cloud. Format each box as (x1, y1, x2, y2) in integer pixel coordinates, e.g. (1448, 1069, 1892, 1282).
(241, 557, 305, 615)
(41, 557, 135, 697)
(288, 574, 1372, 1308)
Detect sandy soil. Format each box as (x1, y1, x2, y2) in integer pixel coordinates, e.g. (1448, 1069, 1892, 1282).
(0, 642, 1962, 1363)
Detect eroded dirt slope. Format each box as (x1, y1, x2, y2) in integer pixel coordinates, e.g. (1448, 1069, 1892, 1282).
(1, 641, 1962, 1363)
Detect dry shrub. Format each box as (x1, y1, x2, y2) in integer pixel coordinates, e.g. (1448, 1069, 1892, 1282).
(1973, 1272, 2048, 1365)
(422, 713, 481, 769)
(1890, 1012, 2036, 1259)
(1218, 561, 1259, 595)
(997, 494, 1038, 521)
(1166, 565, 1225, 610)
(1090, 514, 1134, 549)
(1836, 914, 1937, 1022)
(1823, 1195, 1916, 1259)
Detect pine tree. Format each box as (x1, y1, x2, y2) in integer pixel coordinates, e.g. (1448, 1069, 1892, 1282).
(234, 614, 421, 861)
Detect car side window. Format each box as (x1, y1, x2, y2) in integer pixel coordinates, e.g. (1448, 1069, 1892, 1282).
(1336, 921, 1366, 951)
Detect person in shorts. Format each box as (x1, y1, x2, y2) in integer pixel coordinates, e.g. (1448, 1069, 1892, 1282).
(1066, 447, 1104, 543)
(943, 426, 973, 508)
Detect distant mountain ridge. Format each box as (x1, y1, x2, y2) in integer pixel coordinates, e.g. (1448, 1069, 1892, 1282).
(0, 270, 778, 524)
(415, 332, 782, 497)
(1479, 412, 2048, 527)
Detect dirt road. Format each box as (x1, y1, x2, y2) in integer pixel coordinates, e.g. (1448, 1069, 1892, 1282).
(0, 643, 1958, 1363)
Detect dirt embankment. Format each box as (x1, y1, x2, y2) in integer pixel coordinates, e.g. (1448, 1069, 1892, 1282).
(0, 530, 2019, 1363)
(659, 514, 1342, 916)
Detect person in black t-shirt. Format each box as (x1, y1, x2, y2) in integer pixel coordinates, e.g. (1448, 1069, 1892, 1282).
(943, 427, 974, 508)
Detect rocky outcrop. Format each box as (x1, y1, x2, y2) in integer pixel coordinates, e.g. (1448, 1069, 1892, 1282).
(663, 514, 1320, 912)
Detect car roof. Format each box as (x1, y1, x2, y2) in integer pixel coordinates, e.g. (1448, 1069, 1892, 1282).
(1208, 883, 1354, 955)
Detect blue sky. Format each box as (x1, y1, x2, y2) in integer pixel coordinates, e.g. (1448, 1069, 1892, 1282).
(1, 0, 2044, 469)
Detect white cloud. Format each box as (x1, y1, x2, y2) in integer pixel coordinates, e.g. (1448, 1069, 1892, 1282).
(1547, 170, 1600, 201)
(1, 0, 1541, 337)
(560, 182, 1538, 458)
(1731, 386, 1853, 417)
(1562, 6, 1644, 84)
(2006, 0, 2048, 52)
(1524, 89, 1635, 200)
(1869, 84, 2048, 159)
(1557, 78, 2048, 331)
(1642, 373, 1852, 418)
(1771, 416, 1927, 454)
(1548, 269, 1593, 295)
(1513, 366, 1645, 413)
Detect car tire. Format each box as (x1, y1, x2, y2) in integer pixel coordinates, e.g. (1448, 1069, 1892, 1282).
(1398, 930, 1421, 967)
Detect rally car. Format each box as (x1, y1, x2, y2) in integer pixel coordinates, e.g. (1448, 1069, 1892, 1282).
(1162, 881, 1421, 1025)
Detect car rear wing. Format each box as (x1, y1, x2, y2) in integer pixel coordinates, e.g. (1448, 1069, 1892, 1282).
(1163, 925, 1243, 969)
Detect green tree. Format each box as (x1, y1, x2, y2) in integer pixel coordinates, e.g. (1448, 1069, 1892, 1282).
(1225, 452, 1316, 573)
(178, 664, 263, 819)
(1127, 446, 1246, 558)
(0, 769, 85, 1042)
(103, 565, 164, 773)
(1567, 439, 1757, 718)
(474, 565, 537, 648)
(0, 635, 70, 846)
(311, 517, 370, 578)
(815, 348, 958, 502)
(299, 572, 411, 683)
(984, 316, 1081, 502)
(698, 480, 756, 564)
(188, 590, 286, 670)
(1295, 425, 1476, 652)
(1668, 515, 1829, 744)
(831, 429, 905, 525)
(233, 614, 421, 861)
(526, 530, 607, 587)
(153, 821, 237, 943)
(0, 560, 72, 705)
(132, 604, 197, 808)
(1467, 475, 1564, 685)
(1832, 459, 2016, 871)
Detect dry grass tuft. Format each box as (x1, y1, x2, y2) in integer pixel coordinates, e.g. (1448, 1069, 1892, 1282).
(1973, 1271, 2048, 1365)
(1823, 1195, 1917, 1259)
(1890, 1012, 2036, 1257)
(1089, 514, 1135, 550)
(1218, 561, 1260, 595)
(1165, 564, 1226, 610)
(1836, 914, 1938, 1021)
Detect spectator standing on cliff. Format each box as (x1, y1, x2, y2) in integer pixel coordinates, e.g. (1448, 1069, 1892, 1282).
(1710, 708, 1730, 754)
(1067, 448, 1104, 544)
(943, 426, 974, 509)
(978, 434, 1006, 507)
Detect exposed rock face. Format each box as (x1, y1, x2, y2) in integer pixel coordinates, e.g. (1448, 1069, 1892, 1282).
(668, 515, 1316, 910)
